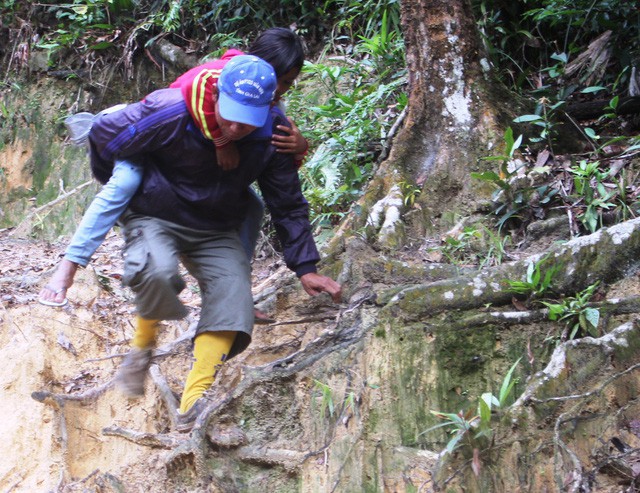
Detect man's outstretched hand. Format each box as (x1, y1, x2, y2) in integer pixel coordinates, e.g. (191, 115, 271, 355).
(300, 272, 342, 303)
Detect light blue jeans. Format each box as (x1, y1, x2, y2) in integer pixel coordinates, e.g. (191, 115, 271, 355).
(64, 160, 265, 266)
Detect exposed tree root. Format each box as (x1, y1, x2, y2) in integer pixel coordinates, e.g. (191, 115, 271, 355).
(554, 411, 587, 493)
(507, 321, 640, 492)
(31, 380, 114, 405)
(444, 296, 640, 332)
(162, 309, 365, 474)
(235, 446, 308, 472)
(546, 360, 640, 493)
(149, 363, 180, 429)
(102, 426, 185, 449)
(85, 305, 364, 479)
(385, 217, 640, 320)
(528, 362, 640, 405)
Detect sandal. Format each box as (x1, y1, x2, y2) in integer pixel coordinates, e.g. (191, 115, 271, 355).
(38, 285, 68, 307)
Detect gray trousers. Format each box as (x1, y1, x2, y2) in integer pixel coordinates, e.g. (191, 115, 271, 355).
(120, 213, 253, 359)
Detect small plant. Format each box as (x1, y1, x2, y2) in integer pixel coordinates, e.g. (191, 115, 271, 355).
(475, 126, 523, 182)
(473, 127, 556, 231)
(421, 359, 521, 472)
(345, 391, 358, 415)
(399, 180, 421, 207)
(479, 225, 512, 268)
(541, 282, 601, 340)
(313, 379, 335, 419)
(440, 226, 482, 265)
(512, 52, 572, 146)
(424, 408, 478, 456)
(506, 255, 560, 299)
(569, 159, 616, 233)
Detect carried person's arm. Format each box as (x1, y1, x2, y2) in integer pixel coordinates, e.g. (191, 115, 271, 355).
(272, 116, 309, 167)
(38, 159, 143, 306)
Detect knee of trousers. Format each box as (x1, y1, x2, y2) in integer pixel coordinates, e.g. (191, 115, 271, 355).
(130, 265, 185, 296)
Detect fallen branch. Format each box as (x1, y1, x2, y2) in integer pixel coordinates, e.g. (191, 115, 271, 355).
(565, 96, 640, 120)
(11, 180, 94, 239)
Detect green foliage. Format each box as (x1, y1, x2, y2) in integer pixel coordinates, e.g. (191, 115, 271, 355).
(473, 1, 640, 244)
(541, 282, 601, 339)
(479, 225, 512, 268)
(478, 127, 522, 180)
(424, 409, 477, 456)
(201, 32, 245, 60)
(399, 180, 421, 207)
(19, 0, 403, 62)
(569, 160, 616, 233)
(149, 0, 182, 33)
(35, 1, 113, 54)
(474, 0, 639, 92)
(440, 226, 483, 265)
(473, 127, 557, 231)
(354, 8, 401, 77)
(506, 255, 560, 299)
(325, 0, 402, 47)
(313, 379, 335, 419)
(289, 48, 407, 223)
(421, 359, 521, 463)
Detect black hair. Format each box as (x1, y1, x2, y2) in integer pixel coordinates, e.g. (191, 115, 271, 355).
(248, 28, 305, 77)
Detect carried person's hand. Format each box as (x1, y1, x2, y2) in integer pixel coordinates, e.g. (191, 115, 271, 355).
(216, 143, 240, 170)
(272, 117, 308, 156)
(299, 272, 342, 303)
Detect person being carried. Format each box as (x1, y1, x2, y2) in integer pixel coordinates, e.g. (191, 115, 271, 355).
(38, 28, 308, 314)
(88, 54, 341, 431)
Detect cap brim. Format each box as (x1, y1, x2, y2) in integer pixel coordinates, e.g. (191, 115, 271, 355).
(218, 92, 269, 128)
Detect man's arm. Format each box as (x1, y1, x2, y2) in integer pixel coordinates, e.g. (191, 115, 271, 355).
(257, 113, 341, 302)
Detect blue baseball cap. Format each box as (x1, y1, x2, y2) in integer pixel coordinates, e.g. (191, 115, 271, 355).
(218, 55, 277, 127)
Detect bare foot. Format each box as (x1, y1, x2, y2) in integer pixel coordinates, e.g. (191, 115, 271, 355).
(38, 259, 79, 306)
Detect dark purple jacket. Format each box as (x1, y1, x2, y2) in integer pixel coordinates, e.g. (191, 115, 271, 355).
(88, 88, 319, 277)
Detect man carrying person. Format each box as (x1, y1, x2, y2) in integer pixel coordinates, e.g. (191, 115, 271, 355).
(87, 55, 342, 431)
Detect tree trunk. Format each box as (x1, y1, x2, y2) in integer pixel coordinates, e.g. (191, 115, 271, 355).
(356, 0, 509, 250)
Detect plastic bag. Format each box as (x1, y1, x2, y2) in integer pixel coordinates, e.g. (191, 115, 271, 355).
(64, 112, 95, 147)
(64, 104, 128, 147)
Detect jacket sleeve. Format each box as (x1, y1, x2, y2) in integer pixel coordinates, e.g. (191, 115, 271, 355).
(88, 89, 188, 184)
(257, 115, 320, 277)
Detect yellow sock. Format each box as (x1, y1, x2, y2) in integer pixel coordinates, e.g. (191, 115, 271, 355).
(132, 316, 159, 349)
(179, 331, 236, 413)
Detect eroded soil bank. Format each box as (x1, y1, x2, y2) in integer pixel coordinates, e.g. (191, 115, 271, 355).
(2, 215, 640, 491)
